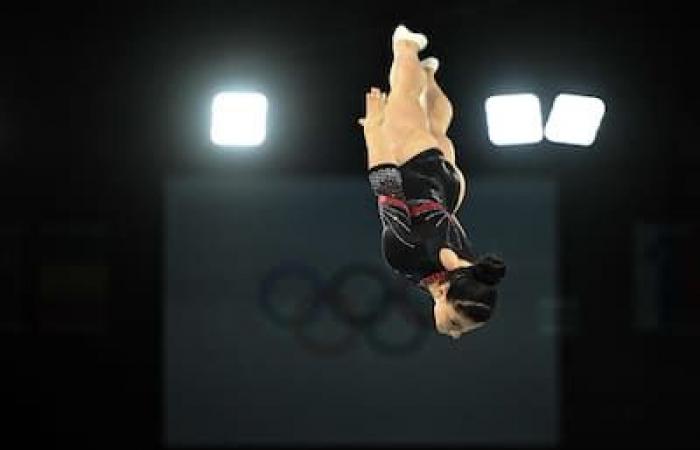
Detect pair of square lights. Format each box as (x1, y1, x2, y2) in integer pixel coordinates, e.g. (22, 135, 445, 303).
(210, 91, 605, 147)
(485, 93, 605, 147)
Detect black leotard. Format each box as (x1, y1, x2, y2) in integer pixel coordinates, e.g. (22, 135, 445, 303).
(401, 148, 464, 213)
(368, 148, 476, 288)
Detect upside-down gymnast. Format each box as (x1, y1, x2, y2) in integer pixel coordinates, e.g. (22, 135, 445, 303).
(359, 24, 507, 339)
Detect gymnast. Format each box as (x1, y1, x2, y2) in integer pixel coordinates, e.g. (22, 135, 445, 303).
(359, 25, 506, 339)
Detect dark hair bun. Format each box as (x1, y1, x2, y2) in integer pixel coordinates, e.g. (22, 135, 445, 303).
(474, 253, 506, 285)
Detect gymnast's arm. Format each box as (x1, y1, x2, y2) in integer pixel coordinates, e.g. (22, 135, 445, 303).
(439, 247, 472, 270)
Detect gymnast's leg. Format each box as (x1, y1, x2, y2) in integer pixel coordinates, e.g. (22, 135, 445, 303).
(423, 57, 457, 164)
(422, 57, 467, 211)
(423, 58, 452, 135)
(383, 25, 439, 164)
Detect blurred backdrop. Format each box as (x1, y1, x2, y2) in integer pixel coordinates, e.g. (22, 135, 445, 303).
(1, 1, 698, 448)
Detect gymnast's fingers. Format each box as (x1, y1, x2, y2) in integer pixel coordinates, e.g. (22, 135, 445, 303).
(366, 90, 382, 114)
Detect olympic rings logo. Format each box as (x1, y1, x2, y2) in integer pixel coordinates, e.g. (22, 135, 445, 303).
(258, 260, 434, 356)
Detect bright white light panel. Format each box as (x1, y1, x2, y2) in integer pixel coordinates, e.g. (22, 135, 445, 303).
(544, 93, 605, 146)
(210, 92, 268, 147)
(485, 94, 544, 146)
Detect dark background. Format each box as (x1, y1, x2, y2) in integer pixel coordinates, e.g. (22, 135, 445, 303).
(1, 0, 698, 448)
(164, 174, 558, 446)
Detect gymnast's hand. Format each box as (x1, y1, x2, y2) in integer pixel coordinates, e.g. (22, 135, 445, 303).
(358, 87, 387, 129)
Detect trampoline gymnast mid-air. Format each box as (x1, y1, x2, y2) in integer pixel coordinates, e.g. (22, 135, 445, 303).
(358, 24, 506, 339)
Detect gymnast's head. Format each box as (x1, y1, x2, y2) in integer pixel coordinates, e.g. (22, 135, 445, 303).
(430, 253, 506, 339)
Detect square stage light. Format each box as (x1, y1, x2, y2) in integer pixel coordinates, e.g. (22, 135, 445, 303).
(210, 92, 268, 147)
(484, 93, 544, 146)
(544, 93, 605, 146)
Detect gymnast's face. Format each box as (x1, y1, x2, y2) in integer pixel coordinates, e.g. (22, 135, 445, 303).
(430, 284, 483, 339)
